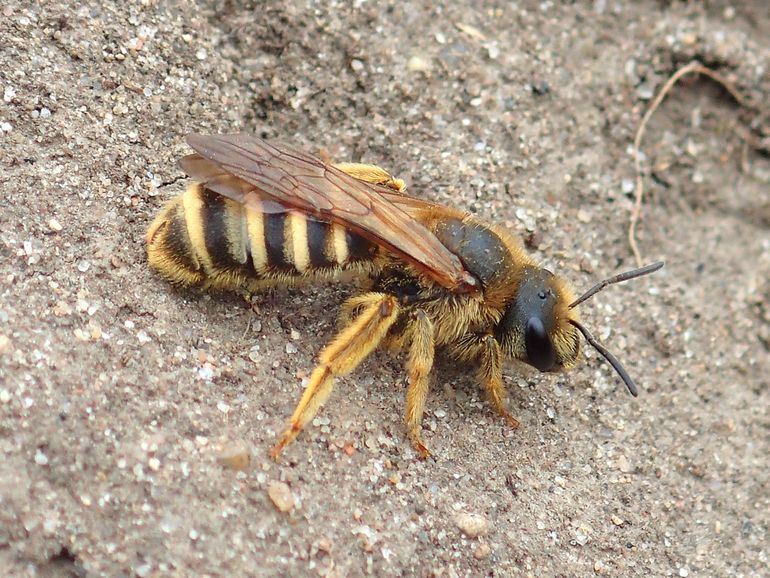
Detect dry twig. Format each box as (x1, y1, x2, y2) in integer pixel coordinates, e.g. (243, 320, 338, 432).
(629, 60, 752, 266)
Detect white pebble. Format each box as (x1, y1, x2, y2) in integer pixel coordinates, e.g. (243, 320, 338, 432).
(621, 178, 634, 193)
(268, 481, 296, 512)
(407, 55, 431, 73)
(136, 331, 151, 344)
(577, 209, 592, 223)
(34, 450, 49, 466)
(197, 365, 213, 380)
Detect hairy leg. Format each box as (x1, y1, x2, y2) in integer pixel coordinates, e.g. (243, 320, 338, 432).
(404, 310, 435, 458)
(477, 334, 520, 429)
(271, 293, 399, 458)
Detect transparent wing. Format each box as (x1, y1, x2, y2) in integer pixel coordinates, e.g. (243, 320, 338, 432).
(180, 133, 478, 293)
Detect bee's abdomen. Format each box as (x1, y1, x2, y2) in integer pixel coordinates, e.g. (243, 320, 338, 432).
(146, 184, 378, 289)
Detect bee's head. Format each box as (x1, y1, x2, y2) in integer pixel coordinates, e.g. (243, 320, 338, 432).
(495, 267, 581, 373)
(495, 261, 664, 396)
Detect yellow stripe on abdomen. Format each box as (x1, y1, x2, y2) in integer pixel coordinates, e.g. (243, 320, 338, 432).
(245, 205, 268, 274)
(181, 184, 213, 274)
(287, 212, 310, 273)
(331, 223, 349, 265)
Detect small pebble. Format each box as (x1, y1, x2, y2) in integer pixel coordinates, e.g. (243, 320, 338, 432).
(454, 512, 489, 538)
(34, 450, 49, 466)
(268, 481, 296, 512)
(47, 218, 63, 232)
(577, 209, 592, 223)
(574, 531, 589, 546)
(218, 442, 251, 470)
(679, 567, 689, 577)
(474, 543, 491, 559)
(407, 55, 431, 73)
(197, 365, 214, 380)
(611, 515, 624, 526)
(136, 330, 151, 344)
(636, 81, 655, 100)
(617, 455, 632, 473)
(0, 335, 10, 355)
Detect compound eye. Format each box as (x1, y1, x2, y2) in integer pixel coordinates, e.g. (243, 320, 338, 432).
(525, 317, 556, 372)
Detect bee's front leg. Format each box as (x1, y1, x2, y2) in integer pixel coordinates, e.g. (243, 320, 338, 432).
(449, 333, 520, 430)
(477, 334, 520, 430)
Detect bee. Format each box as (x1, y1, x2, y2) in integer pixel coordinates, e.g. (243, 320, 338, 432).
(146, 134, 663, 459)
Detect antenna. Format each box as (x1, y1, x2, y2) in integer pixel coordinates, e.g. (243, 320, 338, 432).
(569, 261, 664, 309)
(569, 261, 664, 396)
(570, 319, 638, 396)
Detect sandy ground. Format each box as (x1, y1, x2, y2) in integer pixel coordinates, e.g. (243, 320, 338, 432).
(1, 1, 769, 576)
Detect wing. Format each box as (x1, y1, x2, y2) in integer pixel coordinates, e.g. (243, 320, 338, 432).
(179, 133, 479, 293)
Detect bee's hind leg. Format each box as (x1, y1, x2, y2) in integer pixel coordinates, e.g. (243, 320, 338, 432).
(270, 293, 400, 458)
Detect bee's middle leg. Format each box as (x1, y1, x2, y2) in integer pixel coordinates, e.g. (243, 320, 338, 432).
(404, 310, 435, 459)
